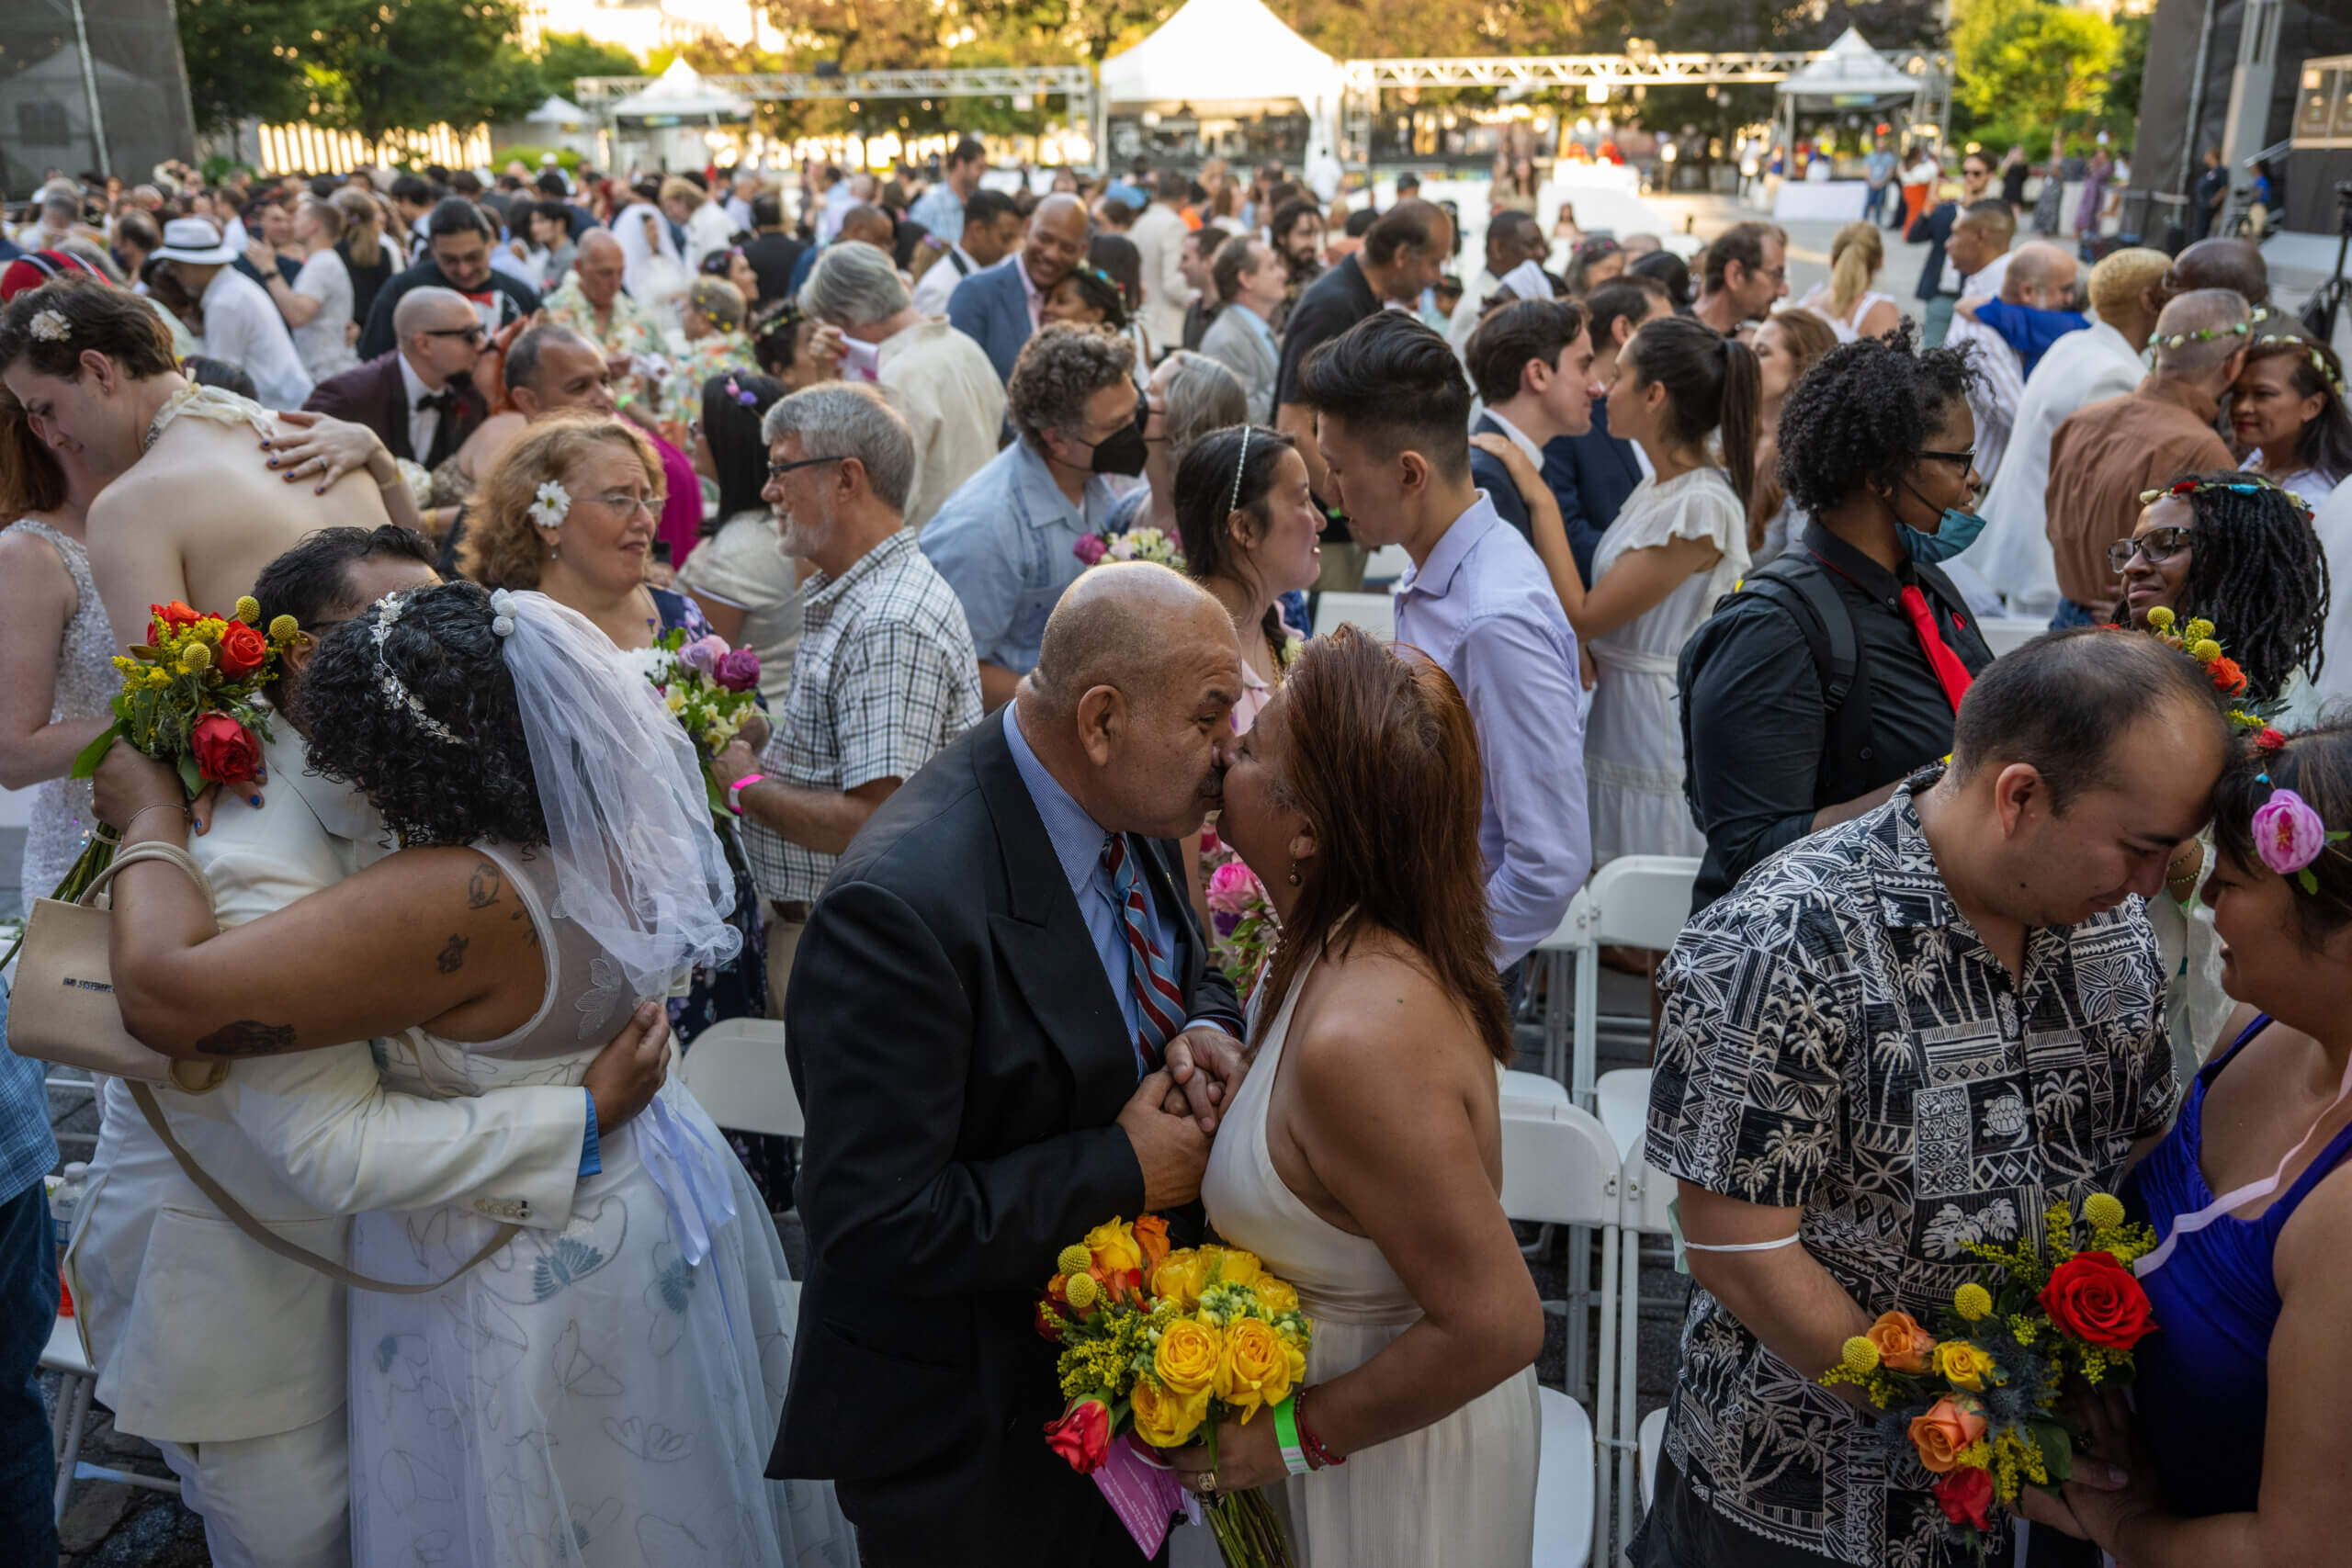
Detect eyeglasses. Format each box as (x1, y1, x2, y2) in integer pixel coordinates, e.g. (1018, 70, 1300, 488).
(1917, 447, 1977, 470)
(2107, 526, 2194, 574)
(591, 491, 657, 516)
(766, 455, 845, 480)
(422, 324, 486, 344)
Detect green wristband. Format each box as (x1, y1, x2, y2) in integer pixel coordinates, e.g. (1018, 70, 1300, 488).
(1272, 1393, 1310, 1476)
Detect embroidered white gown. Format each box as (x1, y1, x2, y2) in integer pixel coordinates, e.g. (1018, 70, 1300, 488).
(345, 842, 854, 1568)
(1194, 951, 1540, 1567)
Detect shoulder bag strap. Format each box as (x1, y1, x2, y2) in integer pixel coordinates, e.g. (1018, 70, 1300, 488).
(124, 1080, 518, 1294)
(81, 840, 218, 910)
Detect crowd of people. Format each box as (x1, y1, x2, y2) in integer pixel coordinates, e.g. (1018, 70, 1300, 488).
(2, 132, 2351, 1568)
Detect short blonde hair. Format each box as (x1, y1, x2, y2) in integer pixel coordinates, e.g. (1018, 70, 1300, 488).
(462, 412, 665, 590)
(2089, 246, 2171, 320)
(659, 176, 701, 209)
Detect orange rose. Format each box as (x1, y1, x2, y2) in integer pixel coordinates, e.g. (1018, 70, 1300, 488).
(1865, 1310, 1938, 1374)
(215, 620, 269, 678)
(147, 600, 202, 645)
(1134, 1213, 1172, 1278)
(1908, 1395, 1988, 1473)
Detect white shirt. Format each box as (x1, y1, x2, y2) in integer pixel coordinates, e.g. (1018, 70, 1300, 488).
(1945, 252, 2022, 484)
(1129, 202, 1196, 353)
(397, 350, 447, 465)
(288, 246, 358, 381)
(1977, 316, 2144, 617)
(1481, 406, 1548, 470)
(2312, 477, 2352, 714)
(909, 242, 980, 318)
(876, 317, 1012, 530)
(198, 265, 314, 410)
(686, 199, 735, 267)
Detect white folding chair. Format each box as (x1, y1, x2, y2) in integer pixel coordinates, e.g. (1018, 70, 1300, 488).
(1308, 591, 1396, 642)
(1502, 1100, 1621, 1568)
(1532, 1386, 1596, 1568)
(677, 1018, 802, 1139)
(1597, 1067, 1677, 1554)
(1976, 616, 2047, 658)
(45, 1313, 175, 1522)
(1546, 857, 1701, 1109)
(1639, 1407, 1667, 1512)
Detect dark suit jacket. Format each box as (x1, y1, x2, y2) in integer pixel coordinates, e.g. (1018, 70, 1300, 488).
(1907, 199, 1962, 302)
(947, 254, 1038, 386)
(1542, 399, 1645, 584)
(356, 259, 538, 360)
(302, 351, 485, 467)
(1469, 412, 1536, 544)
(770, 713, 1242, 1561)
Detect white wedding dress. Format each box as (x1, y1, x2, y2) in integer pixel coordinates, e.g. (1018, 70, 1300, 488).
(1196, 951, 1540, 1567)
(345, 841, 854, 1568)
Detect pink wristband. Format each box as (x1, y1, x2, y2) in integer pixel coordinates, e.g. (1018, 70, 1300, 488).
(726, 773, 765, 814)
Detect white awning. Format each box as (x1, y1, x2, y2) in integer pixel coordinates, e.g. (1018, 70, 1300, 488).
(526, 95, 589, 125)
(1775, 28, 1920, 102)
(1099, 0, 1344, 110)
(606, 59, 751, 123)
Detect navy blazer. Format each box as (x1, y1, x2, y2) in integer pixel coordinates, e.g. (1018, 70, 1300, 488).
(1907, 200, 1962, 302)
(947, 255, 1036, 385)
(1468, 412, 1536, 544)
(1542, 398, 1645, 583)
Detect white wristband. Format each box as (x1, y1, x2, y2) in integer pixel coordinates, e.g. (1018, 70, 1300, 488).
(1681, 1235, 1803, 1253)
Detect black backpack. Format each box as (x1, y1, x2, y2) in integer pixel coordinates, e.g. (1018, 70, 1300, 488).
(1676, 552, 1972, 829)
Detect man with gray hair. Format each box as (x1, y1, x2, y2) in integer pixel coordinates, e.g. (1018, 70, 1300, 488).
(2044, 288, 2247, 626)
(800, 239, 1005, 528)
(922, 324, 1144, 706)
(714, 382, 982, 1004)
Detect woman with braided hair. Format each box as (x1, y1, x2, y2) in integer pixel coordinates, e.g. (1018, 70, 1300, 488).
(2230, 331, 2352, 510)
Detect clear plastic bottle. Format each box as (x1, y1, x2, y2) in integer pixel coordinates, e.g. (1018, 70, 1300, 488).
(48, 1161, 87, 1314)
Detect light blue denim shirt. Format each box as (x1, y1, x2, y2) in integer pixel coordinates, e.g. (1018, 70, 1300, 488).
(1393, 493, 1593, 967)
(918, 440, 1125, 674)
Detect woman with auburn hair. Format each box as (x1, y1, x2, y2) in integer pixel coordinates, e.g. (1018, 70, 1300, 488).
(1169, 626, 1544, 1565)
(1793, 220, 1901, 342)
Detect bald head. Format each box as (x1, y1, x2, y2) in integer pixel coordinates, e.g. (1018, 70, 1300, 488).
(1954, 200, 2016, 249)
(2153, 288, 2252, 385)
(1023, 193, 1092, 292)
(2003, 242, 2078, 310)
(837, 204, 893, 249)
(575, 228, 622, 264)
(392, 285, 473, 338)
(1031, 565, 1232, 715)
(2163, 238, 2267, 310)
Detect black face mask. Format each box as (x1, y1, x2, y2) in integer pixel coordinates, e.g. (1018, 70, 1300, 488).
(1080, 400, 1150, 477)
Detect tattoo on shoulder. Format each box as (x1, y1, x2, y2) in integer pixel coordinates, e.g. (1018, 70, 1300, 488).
(195, 1021, 298, 1057)
(436, 934, 469, 974)
(467, 862, 502, 909)
(509, 908, 538, 947)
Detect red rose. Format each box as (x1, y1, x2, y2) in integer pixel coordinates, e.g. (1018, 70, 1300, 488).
(148, 600, 202, 644)
(189, 714, 263, 787)
(1934, 1465, 1996, 1531)
(2039, 1250, 2156, 1350)
(215, 621, 269, 679)
(1044, 1396, 1112, 1475)
(1034, 1299, 1068, 1343)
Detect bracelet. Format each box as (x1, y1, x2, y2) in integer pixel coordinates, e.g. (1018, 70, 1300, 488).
(1271, 1394, 1311, 1476)
(122, 801, 190, 837)
(727, 773, 765, 815)
(1295, 1385, 1344, 1469)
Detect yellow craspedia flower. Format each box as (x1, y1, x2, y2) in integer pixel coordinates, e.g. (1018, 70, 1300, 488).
(2190, 638, 2222, 663)
(268, 615, 299, 642)
(1154, 1318, 1221, 1397)
(2083, 1192, 2126, 1232)
(1934, 1339, 1997, 1392)
(179, 641, 212, 671)
(1130, 1377, 1210, 1450)
(1057, 1243, 1094, 1277)
(232, 595, 261, 625)
(1214, 1317, 1292, 1419)
(2144, 605, 2175, 631)
(1955, 1283, 1994, 1322)
(1064, 1272, 1100, 1312)
(1842, 1336, 1882, 1374)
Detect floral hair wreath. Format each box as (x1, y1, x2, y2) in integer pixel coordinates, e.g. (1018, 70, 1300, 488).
(2148, 318, 2252, 351)
(2251, 333, 2348, 399)
(2141, 605, 2258, 723)
(527, 479, 571, 530)
(2137, 473, 2312, 525)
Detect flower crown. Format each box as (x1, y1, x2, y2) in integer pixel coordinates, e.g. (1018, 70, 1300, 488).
(2251, 333, 2347, 398)
(2148, 318, 2251, 351)
(2142, 605, 2259, 725)
(2139, 472, 2313, 524)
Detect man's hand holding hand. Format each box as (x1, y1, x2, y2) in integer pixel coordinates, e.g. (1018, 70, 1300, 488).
(1162, 1025, 1245, 1134)
(1117, 1069, 1211, 1210)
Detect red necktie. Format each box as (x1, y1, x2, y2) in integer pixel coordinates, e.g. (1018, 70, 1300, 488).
(1900, 584, 1974, 713)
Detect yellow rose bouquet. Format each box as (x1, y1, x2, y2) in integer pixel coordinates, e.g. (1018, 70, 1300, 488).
(1036, 1215, 1314, 1566)
(1816, 1193, 2162, 1562)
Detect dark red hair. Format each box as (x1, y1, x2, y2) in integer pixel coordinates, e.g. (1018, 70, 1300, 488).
(1252, 626, 1512, 1063)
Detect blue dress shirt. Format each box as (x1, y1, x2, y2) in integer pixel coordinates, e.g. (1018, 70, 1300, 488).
(1394, 494, 1592, 966)
(920, 441, 1125, 675)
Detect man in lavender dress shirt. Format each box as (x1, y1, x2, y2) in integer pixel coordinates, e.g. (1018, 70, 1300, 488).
(1296, 310, 1590, 974)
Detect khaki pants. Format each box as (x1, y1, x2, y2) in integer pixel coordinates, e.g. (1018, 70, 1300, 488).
(159, 1404, 348, 1568)
(764, 913, 807, 1019)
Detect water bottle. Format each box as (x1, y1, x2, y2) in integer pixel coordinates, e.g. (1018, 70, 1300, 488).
(49, 1161, 86, 1315)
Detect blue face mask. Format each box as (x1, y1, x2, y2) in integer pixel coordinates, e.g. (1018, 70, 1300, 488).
(1897, 481, 1990, 565)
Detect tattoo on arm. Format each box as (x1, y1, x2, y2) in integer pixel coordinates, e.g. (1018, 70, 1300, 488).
(195, 1021, 299, 1057)
(467, 862, 503, 908)
(510, 908, 538, 947)
(436, 934, 469, 974)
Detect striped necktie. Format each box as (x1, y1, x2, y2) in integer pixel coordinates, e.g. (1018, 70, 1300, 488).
(1102, 835, 1182, 1072)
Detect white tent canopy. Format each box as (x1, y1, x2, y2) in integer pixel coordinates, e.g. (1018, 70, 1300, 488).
(526, 95, 589, 126)
(1100, 0, 1343, 111)
(1774, 28, 1921, 103)
(606, 59, 751, 123)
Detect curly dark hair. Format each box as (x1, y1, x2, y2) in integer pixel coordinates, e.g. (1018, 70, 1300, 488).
(296, 581, 548, 849)
(2213, 721, 2352, 950)
(1775, 321, 1981, 518)
(2142, 471, 2329, 706)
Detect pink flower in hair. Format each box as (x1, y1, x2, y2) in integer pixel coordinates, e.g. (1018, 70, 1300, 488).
(2252, 787, 2327, 878)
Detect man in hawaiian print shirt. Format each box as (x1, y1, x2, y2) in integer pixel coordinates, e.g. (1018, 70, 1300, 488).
(536, 229, 667, 420)
(1637, 629, 2229, 1568)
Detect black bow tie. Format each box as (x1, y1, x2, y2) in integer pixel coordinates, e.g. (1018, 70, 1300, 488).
(415, 389, 457, 414)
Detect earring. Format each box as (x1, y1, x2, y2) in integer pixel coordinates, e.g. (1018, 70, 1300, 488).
(548, 543, 560, 558)
(1287, 863, 1301, 886)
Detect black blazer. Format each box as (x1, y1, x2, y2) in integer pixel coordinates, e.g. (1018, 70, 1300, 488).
(1907, 199, 1962, 302)
(301, 351, 485, 468)
(1543, 400, 1646, 585)
(769, 713, 1243, 1561)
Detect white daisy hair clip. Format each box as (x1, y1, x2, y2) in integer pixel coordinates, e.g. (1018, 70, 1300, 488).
(28, 309, 70, 343)
(488, 587, 518, 639)
(528, 479, 571, 530)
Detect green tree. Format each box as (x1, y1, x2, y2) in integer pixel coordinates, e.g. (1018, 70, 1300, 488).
(175, 0, 331, 134)
(535, 29, 644, 98)
(1952, 0, 2116, 131)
